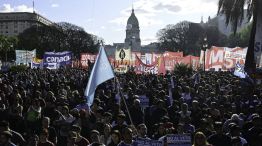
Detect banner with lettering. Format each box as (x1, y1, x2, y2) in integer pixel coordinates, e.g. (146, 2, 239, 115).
(134, 138, 163, 146)
(44, 51, 72, 66)
(15, 49, 36, 65)
(166, 134, 191, 146)
(205, 46, 247, 71)
(80, 53, 97, 68)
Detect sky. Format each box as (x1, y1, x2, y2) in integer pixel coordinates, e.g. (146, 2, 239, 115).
(0, 0, 219, 45)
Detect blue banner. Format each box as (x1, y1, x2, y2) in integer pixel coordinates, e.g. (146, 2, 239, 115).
(134, 138, 163, 146)
(43, 51, 72, 66)
(166, 134, 191, 146)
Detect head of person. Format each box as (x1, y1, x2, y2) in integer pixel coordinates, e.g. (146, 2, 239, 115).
(71, 125, 81, 137)
(214, 121, 223, 134)
(103, 112, 112, 123)
(117, 114, 126, 125)
(67, 131, 77, 145)
(0, 131, 12, 145)
(28, 134, 39, 146)
(103, 124, 112, 136)
(42, 117, 50, 128)
(90, 130, 100, 143)
(231, 137, 242, 146)
(230, 124, 240, 137)
(193, 132, 209, 146)
(111, 130, 120, 144)
(39, 128, 49, 142)
(252, 116, 261, 128)
(122, 127, 133, 144)
(181, 103, 188, 113)
(137, 124, 147, 137)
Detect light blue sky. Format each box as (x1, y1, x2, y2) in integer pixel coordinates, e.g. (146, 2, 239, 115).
(0, 0, 218, 45)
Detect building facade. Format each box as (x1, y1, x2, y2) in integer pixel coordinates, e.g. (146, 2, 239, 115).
(124, 8, 141, 52)
(0, 12, 54, 37)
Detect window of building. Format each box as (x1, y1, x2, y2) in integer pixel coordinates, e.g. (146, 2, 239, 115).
(5, 26, 8, 29)
(14, 30, 18, 33)
(6, 31, 8, 33)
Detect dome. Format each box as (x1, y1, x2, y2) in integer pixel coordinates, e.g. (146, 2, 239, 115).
(127, 9, 139, 28)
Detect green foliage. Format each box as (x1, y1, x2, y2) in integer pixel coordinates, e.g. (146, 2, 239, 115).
(17, 22, 100, 58)
(227, 23, 251, 47)
(157, 22, 227, 56)
(173, 63, 193, 77)
(9, 65, 28, 72)
(0, 35, 18, 61)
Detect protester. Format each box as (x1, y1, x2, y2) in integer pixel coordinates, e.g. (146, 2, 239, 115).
(0, 68, 261, 146)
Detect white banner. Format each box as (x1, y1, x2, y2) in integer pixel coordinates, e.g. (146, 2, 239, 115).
(15, 49, 36, 65)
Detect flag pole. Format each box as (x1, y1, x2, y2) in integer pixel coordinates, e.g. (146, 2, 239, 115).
(116, 78, 134, 126)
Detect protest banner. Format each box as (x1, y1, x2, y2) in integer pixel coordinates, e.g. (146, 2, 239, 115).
(16, 49, 36, 65)
(166, 134, 191, 146)
(43, 51, 72, 67)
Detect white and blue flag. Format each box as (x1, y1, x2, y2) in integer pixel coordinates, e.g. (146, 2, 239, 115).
(84, 46, 115, 106)
(234, 62, 247, 78)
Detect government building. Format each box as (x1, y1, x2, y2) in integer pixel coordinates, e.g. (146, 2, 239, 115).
(0, 12, 54, 37)
(105, 8, 160, 57)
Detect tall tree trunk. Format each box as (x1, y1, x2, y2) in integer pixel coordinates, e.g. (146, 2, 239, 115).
(244, 0, 260, 74)
(254, 0, 262, 67)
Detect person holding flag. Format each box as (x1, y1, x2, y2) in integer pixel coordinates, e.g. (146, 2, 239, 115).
(84, 46, 115, 107)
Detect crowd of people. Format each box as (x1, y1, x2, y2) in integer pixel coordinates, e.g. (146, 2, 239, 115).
(0, 68, 261, 146)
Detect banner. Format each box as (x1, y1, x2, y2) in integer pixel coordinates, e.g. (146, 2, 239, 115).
(115, 47, 131, 65)
(80, 53, 97, 68)
(43, 51, 72, 66)
(163, 51, 184, 71)
(46, 63, 59, 70)
(16, 49, 36, 65)
(166, 134, 191, 146)
(31, 58, 43, 69)
(205, 46, 247, 71)
(134, 138, 163, 146)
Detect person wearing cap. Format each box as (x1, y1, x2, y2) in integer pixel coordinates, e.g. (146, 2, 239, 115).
(0, 131, 16, 146)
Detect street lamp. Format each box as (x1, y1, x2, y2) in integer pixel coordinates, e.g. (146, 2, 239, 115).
(202, 37, 208, 71)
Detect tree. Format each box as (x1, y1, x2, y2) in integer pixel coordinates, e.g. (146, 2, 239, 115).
(18, 25, 64, 58)
(227, 24, 251, 47)
(217, 0, 262, 72)
(157, 21, 205, 55)
(0, 35, 18, 62)
(57, 22, 99, 57)
(18, 22, 100, 58)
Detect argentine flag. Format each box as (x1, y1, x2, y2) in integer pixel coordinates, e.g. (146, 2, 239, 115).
(234, 62, 247, 78)
(84, 46, 115, 106)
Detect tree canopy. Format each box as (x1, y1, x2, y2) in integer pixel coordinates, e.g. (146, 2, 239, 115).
(17, 22, 99, 58)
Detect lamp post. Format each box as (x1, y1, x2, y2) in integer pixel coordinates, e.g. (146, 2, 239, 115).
(202, 37, 208, 71)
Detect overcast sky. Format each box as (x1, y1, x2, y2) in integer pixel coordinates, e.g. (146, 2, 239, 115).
(0, 0, 219, 45)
